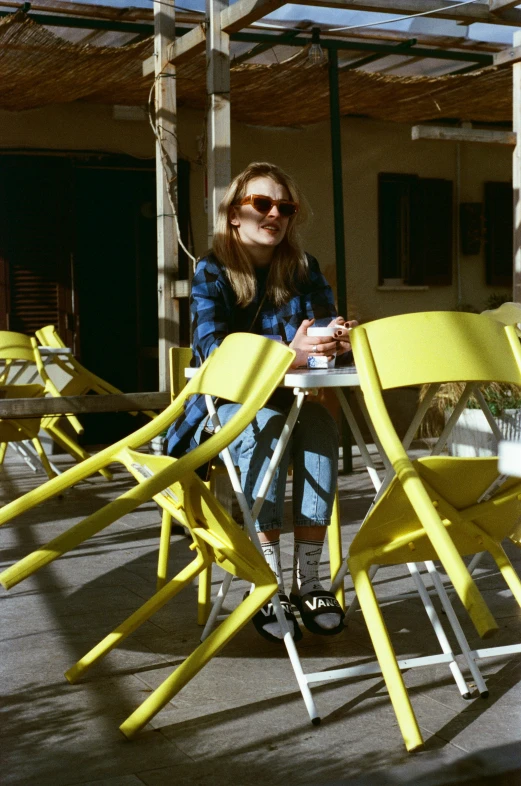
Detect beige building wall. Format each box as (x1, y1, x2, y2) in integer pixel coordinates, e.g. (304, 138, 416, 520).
(0, 103, 513, 324)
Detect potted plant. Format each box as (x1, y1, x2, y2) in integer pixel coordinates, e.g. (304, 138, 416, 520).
(418, 298, 521, 455)
(420, 381, 521, 457)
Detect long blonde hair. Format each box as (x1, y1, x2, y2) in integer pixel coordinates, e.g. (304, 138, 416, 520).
(212, 162, 310, 307)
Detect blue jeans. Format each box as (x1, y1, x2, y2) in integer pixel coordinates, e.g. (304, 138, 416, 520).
(194, 400, 339, 533)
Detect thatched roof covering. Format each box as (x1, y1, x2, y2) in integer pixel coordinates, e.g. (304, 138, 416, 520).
(0, 10, 513, 126)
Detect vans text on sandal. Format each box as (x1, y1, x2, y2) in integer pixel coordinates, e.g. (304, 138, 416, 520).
(248, 592, 303, 643)
(290, 589, 345, 636)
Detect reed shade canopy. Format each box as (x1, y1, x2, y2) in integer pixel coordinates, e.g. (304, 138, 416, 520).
(0, 9, 513, 126)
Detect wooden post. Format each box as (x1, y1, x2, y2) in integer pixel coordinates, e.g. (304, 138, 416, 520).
(514, 31, 521, 302)
(154, 0, 179, 391)
(206, 0, 231, 247)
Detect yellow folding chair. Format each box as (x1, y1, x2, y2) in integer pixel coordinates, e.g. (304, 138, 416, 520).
(481, 302, 521, 546)
(0, 330, 111, 481)
(0, 382, 57, 479)
(0, 333, 294, 582)
(346, 311, 521, 751)
(35, 325, 157, 420)
(65, 455, 279, 738)
(0, 333, 301, 735)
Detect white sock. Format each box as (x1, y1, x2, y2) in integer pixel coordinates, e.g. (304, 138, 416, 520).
(251, 539, 296, 640)
(292, 538, 341, 631)
(260, 539, 284, 592)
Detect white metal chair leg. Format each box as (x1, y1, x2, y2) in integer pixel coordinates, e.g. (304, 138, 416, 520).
(408, 562, 471, 698)
(335, 389, 384, 490)
(8, 440, 61, 476)
(425, 561, 489, 697)
(19, 440, 62, 476)
(200, 392, 320, 721)
(200, 571, 233, 641)
(8, 441, 40, 472)
(330, 560, 349, 595)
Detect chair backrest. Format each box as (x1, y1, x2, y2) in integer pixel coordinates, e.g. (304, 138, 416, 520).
(182, 333, 292, 404)
(114, 333, 294, 471)
(35, 325, 66, 349)
(169, 347, 193, 399)
(353, 311, 521, 392)
(35, 324, 123, 393)
(351, 311, 521, 472)
(482, 302, 521, 337)
(0, 331, 38, 363)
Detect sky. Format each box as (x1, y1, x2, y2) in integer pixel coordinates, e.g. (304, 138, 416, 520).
(67, 0, 521, 44)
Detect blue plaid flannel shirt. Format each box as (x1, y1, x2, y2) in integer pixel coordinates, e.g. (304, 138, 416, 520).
(166, 252, 339, 457)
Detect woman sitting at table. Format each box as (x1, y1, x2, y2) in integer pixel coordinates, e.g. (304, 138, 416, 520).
(166, 161, 356, 642)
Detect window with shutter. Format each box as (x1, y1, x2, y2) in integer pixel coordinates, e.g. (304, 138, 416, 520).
(484, 181, 513, 287)
(379, 173, 453, 286)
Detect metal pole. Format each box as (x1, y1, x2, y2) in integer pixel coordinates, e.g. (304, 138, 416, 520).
(328, 47, 347, 319)
(513, 30, 521, 302)
(327, 47, 351, 473)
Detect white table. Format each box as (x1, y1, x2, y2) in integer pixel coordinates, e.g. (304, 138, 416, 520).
(499, 440, 521, 477)
(2, 345, 73, 386)
(185, 365, 383, 491)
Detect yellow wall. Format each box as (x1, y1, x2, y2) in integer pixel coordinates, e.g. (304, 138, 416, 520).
(0, 103, 513, 323)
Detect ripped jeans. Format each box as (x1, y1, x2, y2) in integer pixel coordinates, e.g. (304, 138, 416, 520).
(193, 399, 339, 533)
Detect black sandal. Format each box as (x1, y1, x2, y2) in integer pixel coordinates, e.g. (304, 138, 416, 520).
(248, 592, 303, 643)
(290, 590, 345, 636)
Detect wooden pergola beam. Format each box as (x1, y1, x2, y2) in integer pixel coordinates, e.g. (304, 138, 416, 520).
(489, 0, 521, 12)
(494, 45, 521, 67)
(221, 0, 285, 32)
(143, 0, 521, 74)
(412, 125, 517, 145)
(225, 0, 521, 30)
(143, 24, 206, 74)
(169, 23, 206, 63)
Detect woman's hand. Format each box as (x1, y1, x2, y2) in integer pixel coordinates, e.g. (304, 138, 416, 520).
(328, 316, 359, 355)
(289, 318, 337, 367)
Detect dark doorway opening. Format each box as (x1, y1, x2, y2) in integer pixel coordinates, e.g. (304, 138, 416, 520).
(0, 152, 192, 446)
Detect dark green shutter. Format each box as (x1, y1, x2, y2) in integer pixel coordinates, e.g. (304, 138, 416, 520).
(484, 181, 513, 287)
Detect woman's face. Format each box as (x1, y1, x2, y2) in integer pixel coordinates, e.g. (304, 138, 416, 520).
(230, 176, 291, 265)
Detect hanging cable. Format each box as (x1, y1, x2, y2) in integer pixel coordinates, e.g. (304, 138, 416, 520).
(147, 72, 197, 266)
(326, 0, 479, 34)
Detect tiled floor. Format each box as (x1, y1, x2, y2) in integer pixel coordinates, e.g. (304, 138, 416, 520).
(1, 446, 521, 786)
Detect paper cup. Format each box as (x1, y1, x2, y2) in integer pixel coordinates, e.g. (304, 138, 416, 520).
(307, 326, 336, 368)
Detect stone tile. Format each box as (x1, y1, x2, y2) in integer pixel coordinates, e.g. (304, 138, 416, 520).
(433, 679, 521, 752)
(2, 452, 521, 786)
(76, 778, 145, 786)
(326, 741, 521, 785)
(1, 673, 189, 786)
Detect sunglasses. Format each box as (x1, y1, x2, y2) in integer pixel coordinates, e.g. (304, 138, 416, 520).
(237, 194, 299, 218)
